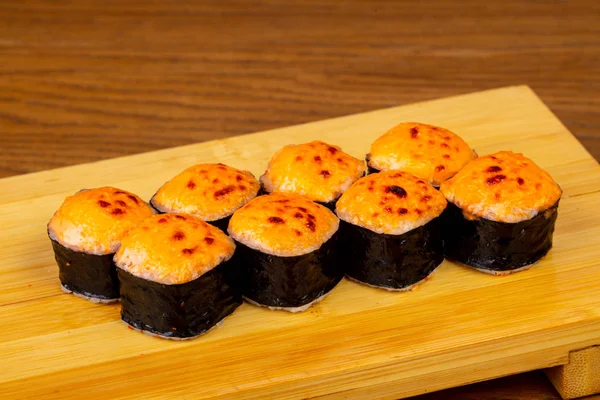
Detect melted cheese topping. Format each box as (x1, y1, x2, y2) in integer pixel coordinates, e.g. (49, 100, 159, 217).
(440, 151, 562, 223)
(228, 192, 339, 257)
(151, 163, 260, 221)
(336, 171, 447, 235)
(368, 122, 476, 186)
(260, 141, 367, 203)
(48, 187, 155, 255)
(114, 214, 235, 284)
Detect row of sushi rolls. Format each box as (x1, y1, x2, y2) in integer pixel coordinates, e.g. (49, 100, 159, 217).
(48, 122, 562, 340)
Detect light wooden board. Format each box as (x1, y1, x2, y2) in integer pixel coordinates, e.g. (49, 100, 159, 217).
(546, 345, 600, 399)
(1, 86, 599, 400)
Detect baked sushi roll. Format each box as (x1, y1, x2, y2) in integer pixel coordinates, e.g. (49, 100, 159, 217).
(228, 192, 342, 312)
(336, 171, 447, 291)
(440, 151, 562, 275)
(260, 141, 366, 210)
(367, 122, 476, 187)
(47, 187, 154, 303)
(150, 163, 260, 232)
(114, 214, 241, 339)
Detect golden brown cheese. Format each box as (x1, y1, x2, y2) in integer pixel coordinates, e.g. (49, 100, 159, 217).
(151, 163, 260, 221)
(47, 187, 155, 255)
(228, 192, 339, 257)
(368, 122, 476, 186)
(440, 151, 562, 223)
(336, 171, 447, 235)
(260, 141, 367, 203)
(114, 214, 235, 285)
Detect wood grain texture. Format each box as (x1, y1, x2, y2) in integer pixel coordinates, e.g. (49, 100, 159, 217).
(0, 0, 599, 181)
(546, 346, 600, 399)
(0, 87, 599, 399)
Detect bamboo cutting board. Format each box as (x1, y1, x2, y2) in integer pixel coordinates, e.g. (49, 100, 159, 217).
(1, 86, 599, 400)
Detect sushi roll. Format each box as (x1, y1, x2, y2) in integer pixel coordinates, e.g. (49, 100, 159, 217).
(47, 187, 154, 303)
(150, 163, 260, 232)
(228, 192, 342, 312)
(260, 141, 366, 210)
(440, 151, 562, 275)
(114, 214, 241, 339)
(367, 122, 476, 187)
(336, 171, 447, 291)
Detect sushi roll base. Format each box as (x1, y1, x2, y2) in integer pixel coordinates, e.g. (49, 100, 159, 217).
(60, 285, 119, 304)
(123, 317, 226, 341)
(232, 234, 343, 310)
(442, 201, 559, 272)
(51, 237, 120, 302)
(243, 290, 331, 313)
(339, 218, 444, 290)
(345, 269, 436, 292)
(470, 264, 534, 276)
(118, 262, 241, 340)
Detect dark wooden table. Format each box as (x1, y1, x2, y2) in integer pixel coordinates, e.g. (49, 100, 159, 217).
(1, 1, 599, 398)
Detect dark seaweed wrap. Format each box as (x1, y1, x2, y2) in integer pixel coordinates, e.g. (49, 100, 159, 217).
(340, 216, 444, 290)
(208, 215, 232, 233)
(50, 237, 119, 301)
(118, 259, 242, 339)
(150, 198, 231, 234)
(232, 231, 343, 309)
(442, 201, 559, 272)
(319, 200, 337, 212)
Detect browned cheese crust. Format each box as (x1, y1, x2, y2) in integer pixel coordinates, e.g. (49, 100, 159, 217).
(228, 192, 339, 256)
(336, 171, 447, 234)
(114, 214, 235, 284)
(261, 141, 366, 202)
(368, 122, 476, 186)
(152, 163, 259, 221)
(440, 151, 562, 222)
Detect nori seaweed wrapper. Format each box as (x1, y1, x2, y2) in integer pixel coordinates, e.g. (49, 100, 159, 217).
(50, 237, 119, 301)
(318, 199, 337, 212)
(231, 231, 343, 309)
(442, 201, 559, 272)
(150, 198, 232, 234)
(208, 215, 232, 233)
(339, 217, 444, 289)
(118, 259, 242, 339)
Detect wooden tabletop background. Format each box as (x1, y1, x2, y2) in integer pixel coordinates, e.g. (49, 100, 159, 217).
(1, 1, 599, 399)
